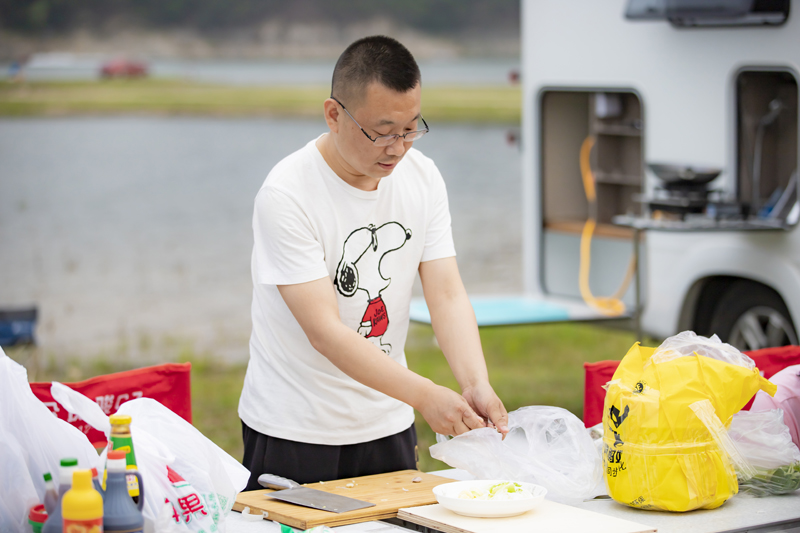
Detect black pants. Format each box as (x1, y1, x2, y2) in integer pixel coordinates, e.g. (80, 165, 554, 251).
(241, 420, 418, 491)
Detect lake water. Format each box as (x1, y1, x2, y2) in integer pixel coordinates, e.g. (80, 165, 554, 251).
(0, 118, 521, 359)
(3, 57, 520, 86)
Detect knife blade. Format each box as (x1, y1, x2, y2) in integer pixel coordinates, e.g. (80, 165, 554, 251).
(258, 473, 376, 514)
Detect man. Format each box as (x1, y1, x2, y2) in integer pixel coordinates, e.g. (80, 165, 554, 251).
(238, 35, 508, 490)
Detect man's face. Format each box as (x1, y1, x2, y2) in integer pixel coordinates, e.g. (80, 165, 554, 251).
(331, 81, 422, 184)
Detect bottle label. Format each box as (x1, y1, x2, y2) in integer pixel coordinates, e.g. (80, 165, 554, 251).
(63, 517, 103, 533)
(110, 435, 140, 498)
(126, 467, 140, 497)
(109, 436, 138, 468)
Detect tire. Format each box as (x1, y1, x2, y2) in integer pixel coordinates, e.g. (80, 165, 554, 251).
(708, 280, 797, 351)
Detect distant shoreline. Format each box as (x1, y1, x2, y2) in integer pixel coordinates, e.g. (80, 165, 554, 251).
(0, 80, 521, 123)
(0, 26, 520, 63)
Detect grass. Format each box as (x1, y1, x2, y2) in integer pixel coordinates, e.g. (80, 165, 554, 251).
(0, 79, 521, 124)
(8, 322, 656, 473)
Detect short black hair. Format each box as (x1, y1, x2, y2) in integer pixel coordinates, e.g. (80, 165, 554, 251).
(331, 36, 421, 107)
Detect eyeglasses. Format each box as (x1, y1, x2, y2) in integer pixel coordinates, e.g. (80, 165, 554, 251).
(330, 96, 429, 147)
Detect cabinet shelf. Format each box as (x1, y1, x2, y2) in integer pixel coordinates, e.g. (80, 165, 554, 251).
(594, 171, 641, 186)
(545, 219, 634, 239)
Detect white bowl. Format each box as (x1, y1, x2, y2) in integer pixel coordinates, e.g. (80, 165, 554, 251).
(432, 480, 547, 518)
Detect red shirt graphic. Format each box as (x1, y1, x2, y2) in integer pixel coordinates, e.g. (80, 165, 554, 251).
(361, 296, 389, 338)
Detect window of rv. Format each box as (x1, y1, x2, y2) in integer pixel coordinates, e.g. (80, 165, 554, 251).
(736, 69, 798, 223)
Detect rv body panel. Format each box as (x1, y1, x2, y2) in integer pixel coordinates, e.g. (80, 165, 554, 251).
(645, 229, 800, 338)
(522, 0, 800, 341)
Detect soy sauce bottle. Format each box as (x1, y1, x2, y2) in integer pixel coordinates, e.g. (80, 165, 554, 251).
(109, 414, 140, 503)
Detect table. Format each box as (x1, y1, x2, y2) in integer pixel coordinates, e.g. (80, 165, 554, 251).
(572, 494, 800, 533)
(226, 469, 800, 533)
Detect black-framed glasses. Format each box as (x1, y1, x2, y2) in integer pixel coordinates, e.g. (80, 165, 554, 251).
(331, 96, 429, 147)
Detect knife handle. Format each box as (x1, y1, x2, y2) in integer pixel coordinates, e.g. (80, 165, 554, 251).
(258, 473, 302, 491)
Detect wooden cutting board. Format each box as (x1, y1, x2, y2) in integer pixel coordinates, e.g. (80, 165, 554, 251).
(397, 502, 657, 533)
(233, 470, 451, 530)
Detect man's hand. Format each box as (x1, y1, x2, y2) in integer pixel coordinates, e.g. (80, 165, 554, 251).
(416, 382, 487, 436)
(462, 381, 509, 437)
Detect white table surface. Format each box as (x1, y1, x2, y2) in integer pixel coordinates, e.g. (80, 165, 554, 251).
(225, 469, 800, 533)
(573, 493, 800, 533)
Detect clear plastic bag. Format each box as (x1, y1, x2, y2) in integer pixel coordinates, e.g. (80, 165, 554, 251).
(650, 330, 755, 369)
(51, 381, 250, 532)
(689, 400, 757, 480)
(690, 403, 800, 497)
(728, 409, 800, 496)
(429, 406, 602, 504)
(0, 350, 99, 532)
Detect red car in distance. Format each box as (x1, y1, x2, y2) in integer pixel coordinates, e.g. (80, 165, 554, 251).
(100, 58, 148, 79)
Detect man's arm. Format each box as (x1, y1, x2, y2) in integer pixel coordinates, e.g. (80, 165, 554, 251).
(277, 278, 486, 436)
(418, 256, 509, 435)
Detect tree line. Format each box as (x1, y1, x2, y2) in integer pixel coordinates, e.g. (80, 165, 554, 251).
(0, 0, 520, 35)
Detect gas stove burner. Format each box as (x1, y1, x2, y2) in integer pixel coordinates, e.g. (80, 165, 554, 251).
(648, 163, 722, 187)
(644, 163, 723, 219)
(652, 186, 713, 199)
(648, 197, 709, 218)
(646, 187, 716, 219)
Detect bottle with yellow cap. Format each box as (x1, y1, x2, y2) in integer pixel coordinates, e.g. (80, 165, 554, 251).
(108, 414, 140, 503)
(62, 469, 103, 533)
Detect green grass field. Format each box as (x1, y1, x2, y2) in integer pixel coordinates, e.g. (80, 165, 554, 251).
(0, 79, 521, 124)
(9, 321, 655, 472)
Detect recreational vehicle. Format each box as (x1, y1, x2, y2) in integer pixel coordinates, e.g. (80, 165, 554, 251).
(518, 0, 799, 350)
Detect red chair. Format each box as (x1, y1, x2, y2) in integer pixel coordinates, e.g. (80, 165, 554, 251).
(31, 363, 192, 449)
(583, 360, 622, 428)
(583, 346, 800, 428)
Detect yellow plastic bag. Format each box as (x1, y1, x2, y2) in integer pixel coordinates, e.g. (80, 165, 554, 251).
(603, 342, 777, 512)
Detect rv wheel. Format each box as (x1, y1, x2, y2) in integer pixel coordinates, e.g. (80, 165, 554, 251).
(709, 281, 797, 351)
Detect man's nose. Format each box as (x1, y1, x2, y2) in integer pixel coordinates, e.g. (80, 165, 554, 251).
(385, 135, 407, 157)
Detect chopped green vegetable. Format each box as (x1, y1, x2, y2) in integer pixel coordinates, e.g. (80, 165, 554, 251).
(739, 462, 800, 497)
(489, 482, 524, 495)
(458, 482, 530, 501)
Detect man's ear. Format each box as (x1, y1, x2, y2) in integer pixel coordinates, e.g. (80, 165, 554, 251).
(323, 98, 340, 133)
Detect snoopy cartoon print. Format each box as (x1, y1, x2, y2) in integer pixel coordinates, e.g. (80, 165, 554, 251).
(334, 221, 412, 354)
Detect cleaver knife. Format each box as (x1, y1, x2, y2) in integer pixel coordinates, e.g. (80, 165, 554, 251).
(258, 473, 376, 514)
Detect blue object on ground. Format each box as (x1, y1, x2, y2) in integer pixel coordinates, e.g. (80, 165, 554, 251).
(0, 307, 37, 346)
(409, 296, 571, 326)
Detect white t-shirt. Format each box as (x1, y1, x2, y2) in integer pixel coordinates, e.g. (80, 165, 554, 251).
(238, 136, 456, 445)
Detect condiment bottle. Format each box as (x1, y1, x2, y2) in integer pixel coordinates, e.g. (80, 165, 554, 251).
(108, 414, 140, 503)
(43, 473, 58, 515)
(28, 504, 47, 533)
(42, 458, 79, 533)
(61, 470, 103, 533)
(101, 450, 144, 533)
(57, 458, 79, 496)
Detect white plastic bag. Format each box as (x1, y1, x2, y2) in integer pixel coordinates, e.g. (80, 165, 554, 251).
(0, 350, 99, 532)
(51, 381, 250, 532)
(0, 431, 40, 533)
(730, 409, 800, 469)
(429, 406, 602, 503)
(728, 409, 800, 496)
(651, 331, 755, 369)
(751, 364, 800, 449)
